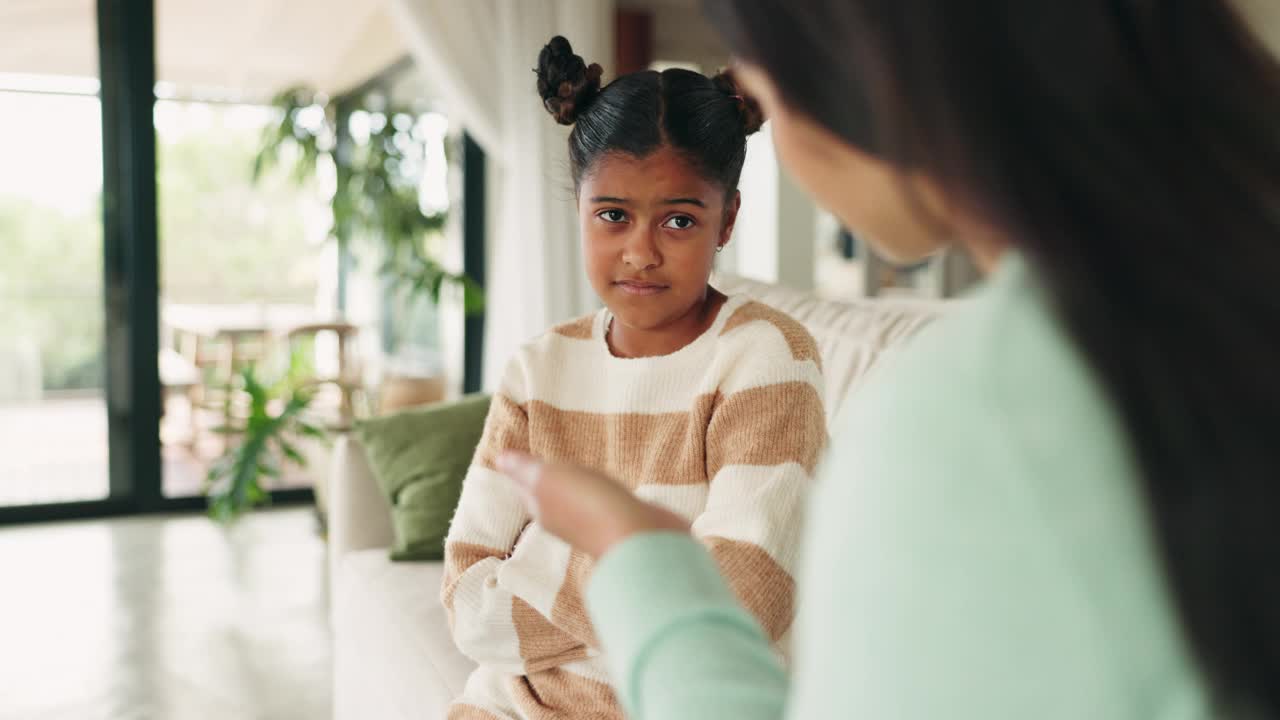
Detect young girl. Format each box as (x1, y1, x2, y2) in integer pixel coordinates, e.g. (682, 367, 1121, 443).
(440, 36, 827, 719)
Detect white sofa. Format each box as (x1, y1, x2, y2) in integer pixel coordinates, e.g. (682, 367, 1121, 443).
(328, 276, 947, 720)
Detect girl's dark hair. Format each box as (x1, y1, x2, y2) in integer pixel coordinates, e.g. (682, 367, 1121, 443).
(704, 0, 1280, 714)
(535, 35, 764, 196)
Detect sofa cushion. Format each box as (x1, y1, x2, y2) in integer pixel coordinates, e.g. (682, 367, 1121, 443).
(332, 550, 477, 719)
(356, 394, 491, 561)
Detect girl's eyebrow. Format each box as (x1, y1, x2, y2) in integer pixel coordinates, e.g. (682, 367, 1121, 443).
(588, 196, 707, 208)
(662, 197, 707, 208)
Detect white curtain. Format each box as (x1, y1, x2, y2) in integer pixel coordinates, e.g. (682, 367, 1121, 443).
(388, 0, 614, 389)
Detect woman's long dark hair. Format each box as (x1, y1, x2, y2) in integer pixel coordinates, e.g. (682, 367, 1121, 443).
(704, 0, 1280, 714)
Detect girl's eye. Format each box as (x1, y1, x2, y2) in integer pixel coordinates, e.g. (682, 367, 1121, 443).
(662, 215, 696, 230)
(597, 209, 628, 224)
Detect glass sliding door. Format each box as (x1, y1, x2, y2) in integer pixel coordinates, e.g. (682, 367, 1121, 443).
(152, 97, 327, 498)
(0, 15, 109, 508)
(151, 0, 404, 501)
(0, 0, 164, 522)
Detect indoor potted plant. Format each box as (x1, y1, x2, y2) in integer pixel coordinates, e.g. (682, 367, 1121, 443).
(204, 359, 325, 524)
(253, 86, 482, 414)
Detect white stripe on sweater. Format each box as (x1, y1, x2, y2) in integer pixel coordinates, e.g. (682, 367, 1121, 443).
(517, 320, 821, 415)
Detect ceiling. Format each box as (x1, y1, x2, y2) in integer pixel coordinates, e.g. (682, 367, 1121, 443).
(0, 0, 407, 97)
(1, 0, 1274, 99)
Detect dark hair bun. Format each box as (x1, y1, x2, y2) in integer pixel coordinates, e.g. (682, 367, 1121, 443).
(536, 36, 603, 126)
(712, 68, 765, 136)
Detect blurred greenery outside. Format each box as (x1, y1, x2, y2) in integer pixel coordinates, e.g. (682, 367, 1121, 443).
(1, 97, 324, 393)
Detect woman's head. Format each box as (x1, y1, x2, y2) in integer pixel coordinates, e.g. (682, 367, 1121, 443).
(536, 36, 762, 336)
(705, 0, 1280, 713)
(728, 61, 958, 264)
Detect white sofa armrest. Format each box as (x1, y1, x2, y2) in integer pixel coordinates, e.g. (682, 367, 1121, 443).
(328, 433, 395, 582)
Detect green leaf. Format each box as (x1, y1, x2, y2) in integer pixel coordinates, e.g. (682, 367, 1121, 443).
(427, 268, 445, 303)
(294, 421, 327, 442)
(247, 482, 270, 505)
(279, 440, 307, 467)
(203, 357, 318, 522)
(252, 150, 268, 183)
(462, 276, 486, 315)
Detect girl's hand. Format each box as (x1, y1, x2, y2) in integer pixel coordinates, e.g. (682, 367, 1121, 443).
(497, 451, 690, 559)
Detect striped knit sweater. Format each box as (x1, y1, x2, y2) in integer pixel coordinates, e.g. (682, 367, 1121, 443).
(442, 294, 827, 720)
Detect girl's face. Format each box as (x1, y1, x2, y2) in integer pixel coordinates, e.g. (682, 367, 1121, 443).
(732, 62, 952, 264)
(578, 145, 738, 335)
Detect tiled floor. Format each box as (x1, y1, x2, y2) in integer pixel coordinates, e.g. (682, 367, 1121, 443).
(0, 508, 331, 720)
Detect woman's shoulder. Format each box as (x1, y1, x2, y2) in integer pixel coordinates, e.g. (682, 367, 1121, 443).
(814, 257, 1198, 715)
(835, 254, 1135, 488)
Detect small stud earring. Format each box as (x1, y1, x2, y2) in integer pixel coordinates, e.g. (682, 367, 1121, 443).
(716, 245, 724, 253)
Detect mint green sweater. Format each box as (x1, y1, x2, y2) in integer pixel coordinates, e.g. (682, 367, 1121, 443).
(586, 254, 1209, 719)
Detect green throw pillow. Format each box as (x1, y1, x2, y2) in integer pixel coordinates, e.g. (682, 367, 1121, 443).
(356, 393, 491, 561)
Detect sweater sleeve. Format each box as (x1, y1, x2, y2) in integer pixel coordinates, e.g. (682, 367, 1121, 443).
(694, 314, 826, 643)
(441, 357, 584, 672)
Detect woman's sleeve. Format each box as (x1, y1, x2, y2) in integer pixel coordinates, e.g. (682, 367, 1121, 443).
(587, 532, 789, 720)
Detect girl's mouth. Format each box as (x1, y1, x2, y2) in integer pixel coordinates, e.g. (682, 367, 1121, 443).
(614, 280, 669, 296)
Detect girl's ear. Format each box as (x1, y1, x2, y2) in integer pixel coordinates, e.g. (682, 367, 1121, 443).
(719, 190, 742, 249)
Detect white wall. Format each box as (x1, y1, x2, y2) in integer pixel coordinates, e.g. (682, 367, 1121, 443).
(726, 132, 777, 282)
(650, 4, 730, 71)
(724, 128, 820, 291)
